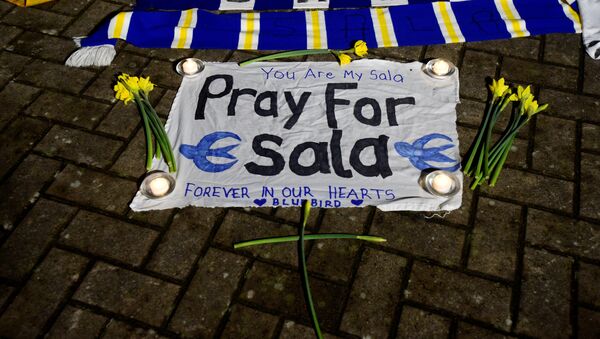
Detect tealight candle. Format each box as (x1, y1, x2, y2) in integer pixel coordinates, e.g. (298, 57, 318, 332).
(148, 177, 171, 196)
(431, 59, 451, 76)
(431, 172, 454, 194)
(181, 59, 199, 75)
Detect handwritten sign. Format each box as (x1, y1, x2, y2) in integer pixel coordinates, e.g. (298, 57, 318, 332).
(130, 60, 463, 211)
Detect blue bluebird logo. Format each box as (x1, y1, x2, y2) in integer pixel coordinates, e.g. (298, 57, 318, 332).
(394, 133, 460, 171)
(180, 131, 241, 173)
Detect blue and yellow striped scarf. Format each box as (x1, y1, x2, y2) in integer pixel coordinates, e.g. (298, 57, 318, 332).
(66, 0, 581, 67)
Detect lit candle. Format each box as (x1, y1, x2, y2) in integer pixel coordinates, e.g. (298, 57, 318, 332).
(431, 59, 451, 76)
(148, 177, 171, 197)
(181, 59, 199, 75)
(431, 172, 454, 194)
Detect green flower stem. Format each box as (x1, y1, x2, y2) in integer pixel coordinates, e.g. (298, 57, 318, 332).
(464, 98, 497, 174)
(135, 96, 154, 170)
(239, 49, 331, 66)
(142, 108, 175, 172)
(234, 234, 386, 249)
(299, 201, 323, 339)
(140, 98, 177, 172)
(489, 134, 515, 186)
(484, 96, 510, 177)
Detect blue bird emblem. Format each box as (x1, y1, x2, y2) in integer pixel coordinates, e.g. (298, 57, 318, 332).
(394, 133, 460, 171)
(180, 131, 241, 173)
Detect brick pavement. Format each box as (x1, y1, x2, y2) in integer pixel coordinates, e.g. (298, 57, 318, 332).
(0, 1, 599, 338)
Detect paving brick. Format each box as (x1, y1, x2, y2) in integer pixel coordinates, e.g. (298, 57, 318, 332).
(578, 308, 600, 339)
(456, 322, 514, 339)
(0, 51, 30, 87)
(582, 123, 600, 152)
(0, 82, 41, 130)
(527, 208, 600, 261)
(531, 115, 576, 179)
(539, 89, 600, 123)
(193, 49, 232, 62)
(278, 321, 341, 339)
(468, 198, 520, 280)
(405, 262, 512, 330)
(153, 89, 176, 118)
(425, 43, 463, 65)
(272, 206, 319, 229)
(10, 31, 75, 62)
(240, 262, 345, 331)
(169, 248, 249, 338)
(516, 248, 572, 338)
(340, 249, 405, 338)
(371, 211, 464, 266)
(543, 34, 580, 67)
(16, 60, 96, 94)
(501, 58, 578, 91)
(35, 125, 122, 168)
(102, 319, 169, 339)
(0, 249, 88, 338)
(396, 306, 450, 339)
(2, 7, 71, 34)
(221, 304, 279, 339)
(50, 0, 95, 15)
(460, 51, 498, 100)
(47, 165, 138, 214)
(583, 55, 600, 95)
(47, 306, 107, 339)
(0, 24, 22, 47)
(0, 198, 77, 281)
(580, 153, 600, 220)
(371, 46, 423, 61)
(111, 129, 149, 178)
(0, 116, 50, 178)
(0, 154, 61, 228)
(146, 207, 222, 279)
(467, 38, 540, 60)
(97, 104, 141, 141)
(63, 0, 123, 37)
(579, 263, 600, 307)
(0, 285, 14, 309)
(214, 210, 299, 267)
(307, 208, 371, 281)
(143, 59, 182, 89)
(125, 45, 195, 62)
(481, 168, 573, 213)
(74, 262, 179, 326)
(442, 182, 474, 226)
(25, 90, 109, 129)
(60, 210, 158, 266)
(127, 208, 174, 228)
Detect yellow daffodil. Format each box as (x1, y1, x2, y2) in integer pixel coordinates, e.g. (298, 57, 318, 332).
(338, 53, 352, 66)
(525, 99, 549, 119)
(138, 76, 155, 94)
(517, 85, 532, 101)
(489, 78, 510, 100)
(119, 74, 141, 93)
(113, 81, 134, 104)
(353, 40, 368, 57)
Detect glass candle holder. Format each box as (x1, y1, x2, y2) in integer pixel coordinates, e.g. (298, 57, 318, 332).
(422, 58, 456, 79)
(420, 170, 461, 197)
(140, 171, 176, 199)
(176, 58, 205, 77)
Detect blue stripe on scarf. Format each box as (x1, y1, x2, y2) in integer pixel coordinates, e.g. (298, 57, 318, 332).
(258, 12, 307, 50)
(325, 10, 378, 49)
(196, 11, 241, 49)
(389, 4, 445, 45)
(452, 0, 511, 41)
(514, 0, 578, 36)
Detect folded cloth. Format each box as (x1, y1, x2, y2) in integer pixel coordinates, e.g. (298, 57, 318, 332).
(66, 0, 581, 67)
(578, 0, 600, 59)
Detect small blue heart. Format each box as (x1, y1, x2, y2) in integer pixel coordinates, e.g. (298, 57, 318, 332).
(253, 198, 267, 207)
(350, 199, 363, 206)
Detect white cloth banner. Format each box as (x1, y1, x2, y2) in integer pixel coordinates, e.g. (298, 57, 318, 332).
(130, 60, 463, 211)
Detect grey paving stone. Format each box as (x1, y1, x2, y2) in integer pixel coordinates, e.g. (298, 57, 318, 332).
(272, 206, 320, 229)
(278, 321, 341, 339)
(0, 154, 61, 228)
(0, 198, 77, 281)
(47, 306, 107, 339)
(25, 90, 109, 129)
(62, 0, 123, 37)
(543, 34, 580, 67)
(111, 129, 150, 178)
(501, 58, 578, 91)
(578, 308, 600, 339)
(102, 319, 170, 339)
(169, 248, 249, 338)
(0, 285, 14, 309)
(307, 208, 371, 281)
(516, 248, 572, 338)
(47, 164, 138, 214)
(2, 7, 71, 34)
(35, 125, 123, 168)
(125, 45, 195, 62)
(582, 123, 600, 152)
(583, 55, 600, 95)
(0, 249, 88, 338)
(340, 248, 406, 338)
(74, 262, 179, 327)
(531, 115, 576, 179)
(371, 211, 464, 266)
(580, 153, 600, 220)
(527, 208, 600, 261)
(0, 82, 41, 130)
(459, 51, 498, 100)
(396, 306, 451, 339)
(539, 89, 600, 123)
(0, 24, 22, 47)
(50, 0, 96, 15)
(221, 304, 279, 339)
(0, 51, 30, 87)
(16, 60, 96, 94)
(468, 198, 521, 280)
(10, 31, 74, 62)
(127, 208, 175, 228)
(405, 262, 512, 330)
(579, 263, 600, 307)
(0, 116, 50, 178)
(456, 322, 515, 339)
(425, 43, 463, 65)
(60, 210, 158, 266)
(467, 38, 540, 60)
(143, 59, 182, 89)
(146, 207, 222, 279)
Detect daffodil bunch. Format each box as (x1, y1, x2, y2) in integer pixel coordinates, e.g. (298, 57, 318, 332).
(114, 74, 177, 173)
(464, 78, 548, 189)
(238, 40, 368, 67)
